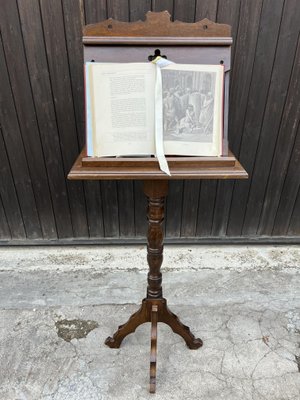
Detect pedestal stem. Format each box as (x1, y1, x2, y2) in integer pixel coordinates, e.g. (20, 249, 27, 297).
(143, 180, 168, 299)
(105, 179, 202, 393)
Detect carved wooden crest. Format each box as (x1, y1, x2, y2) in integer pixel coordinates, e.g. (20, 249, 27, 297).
(83, 11, 231, 39)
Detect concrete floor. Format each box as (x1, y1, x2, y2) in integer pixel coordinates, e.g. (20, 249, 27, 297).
(0, 245, 300, 400)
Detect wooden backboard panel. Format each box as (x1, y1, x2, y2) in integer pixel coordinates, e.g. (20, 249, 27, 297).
(83, 11, 231, 154)
(83, 45, 231, 71)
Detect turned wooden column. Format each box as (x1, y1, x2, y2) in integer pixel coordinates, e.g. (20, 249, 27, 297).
(143, 180, 168, 300)
(105, 179, 202, 394)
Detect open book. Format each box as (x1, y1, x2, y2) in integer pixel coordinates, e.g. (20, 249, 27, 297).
(85, 62, 224, 161)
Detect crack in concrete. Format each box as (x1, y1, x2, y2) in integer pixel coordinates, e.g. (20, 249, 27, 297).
(295, 355, 300, 372)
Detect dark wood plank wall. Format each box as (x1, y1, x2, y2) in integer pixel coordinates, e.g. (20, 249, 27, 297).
(1, 0, 300, 243)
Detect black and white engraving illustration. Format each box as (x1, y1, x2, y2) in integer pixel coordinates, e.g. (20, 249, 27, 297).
(161, 70, 216, 142)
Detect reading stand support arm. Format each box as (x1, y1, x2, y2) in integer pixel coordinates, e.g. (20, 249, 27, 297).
(105, 180, 203, 393)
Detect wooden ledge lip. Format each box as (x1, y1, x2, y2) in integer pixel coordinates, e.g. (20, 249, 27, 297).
(83, 36, 233, 46)
(68, 154, 248, 181)
(68, 148, 248, 181)
(68, 169, 248, 180)
(81, 155, 237, 168)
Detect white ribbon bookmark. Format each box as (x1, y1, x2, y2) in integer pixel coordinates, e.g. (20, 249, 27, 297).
(152, 56, 175, 176)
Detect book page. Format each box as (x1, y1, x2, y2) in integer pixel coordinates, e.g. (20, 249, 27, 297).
(86, 63, 156, 157)
(161, 64, 224, 156)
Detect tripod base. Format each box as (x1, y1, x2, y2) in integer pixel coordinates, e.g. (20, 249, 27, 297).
(105, 298, 203, 393)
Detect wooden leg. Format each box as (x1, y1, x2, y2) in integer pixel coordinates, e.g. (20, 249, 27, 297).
(149, 304, 158, 394)
(105, 300, 150, 348)
(158, 300, 203, 349)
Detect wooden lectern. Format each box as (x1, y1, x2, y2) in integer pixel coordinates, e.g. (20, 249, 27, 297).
(68, 12, 248, 393)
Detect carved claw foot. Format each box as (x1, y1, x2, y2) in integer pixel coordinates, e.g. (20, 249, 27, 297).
(105, 302, 149, 348)
(160, 303, 203, 350)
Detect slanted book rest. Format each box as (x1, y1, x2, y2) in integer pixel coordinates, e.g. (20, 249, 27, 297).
(85, 62, 224, 161)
